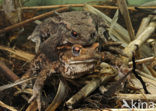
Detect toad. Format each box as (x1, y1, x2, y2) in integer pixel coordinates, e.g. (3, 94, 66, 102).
(28, 11, 107, 61)
(24, 43, 101, 110)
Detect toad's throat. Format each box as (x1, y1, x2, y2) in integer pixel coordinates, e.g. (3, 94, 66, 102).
(62, 63, 95, 79)
(61, 59, 97, 79)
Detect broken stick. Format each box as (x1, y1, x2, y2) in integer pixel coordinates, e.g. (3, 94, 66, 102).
(0, 7, 69, 34)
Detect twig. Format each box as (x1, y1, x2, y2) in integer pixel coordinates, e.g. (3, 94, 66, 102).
(0, 7, 69, 34)
(45, 80, 69, 111)
(148, 66, 156, 77)
(0, 45, 34, 62)
(117, 93, 156, 101)
(14, 88, 33, 96)
(66, 63, 117, 108)
(20, 4, 156, 11)
(103, 71, 131, 97)
(0, 101, 17, 111)
(117, 0, 135, 41)
(22, 4, 83, 10)
(0, 77, 36, 91)
(66, 74, 115, 108)
(129, 56, 154, 65)
(136, 69, 156, 82)
(26, 101, 37, 111)
(136, 15, 152, 37)
(141, 76, 156, 88)
(0, 62, 19, 81)
(152, 40, 156, 56)
(136, 15, 154, 57)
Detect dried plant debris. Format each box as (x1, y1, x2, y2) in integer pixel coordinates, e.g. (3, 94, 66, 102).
(0, 1, 155, 111)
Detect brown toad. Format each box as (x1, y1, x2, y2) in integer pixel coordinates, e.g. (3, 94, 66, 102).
(25, 43, 101, 110)
(28, 11, 107, 60)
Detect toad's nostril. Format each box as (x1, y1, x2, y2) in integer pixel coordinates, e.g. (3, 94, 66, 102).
(72, 46, 81, 56)
(90, 32, 96, 39)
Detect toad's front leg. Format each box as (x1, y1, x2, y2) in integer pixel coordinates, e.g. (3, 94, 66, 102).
(28, 69, 48, 111)
(28, 61, 59, 111)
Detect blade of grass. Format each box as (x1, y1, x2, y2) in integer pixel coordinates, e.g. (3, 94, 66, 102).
(117, 0, 135, 41)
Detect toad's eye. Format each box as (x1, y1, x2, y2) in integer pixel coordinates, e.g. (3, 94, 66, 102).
(72, 46, 81, 56)
(71, 31, 78, 38)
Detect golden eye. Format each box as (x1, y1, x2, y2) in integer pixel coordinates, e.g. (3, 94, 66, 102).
(71, 30, 78, 38)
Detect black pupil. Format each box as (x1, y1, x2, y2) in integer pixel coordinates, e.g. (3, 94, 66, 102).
(71, 31, 78, 37)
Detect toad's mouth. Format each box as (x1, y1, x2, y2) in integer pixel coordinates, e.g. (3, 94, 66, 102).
(68, 59, 97, 64)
